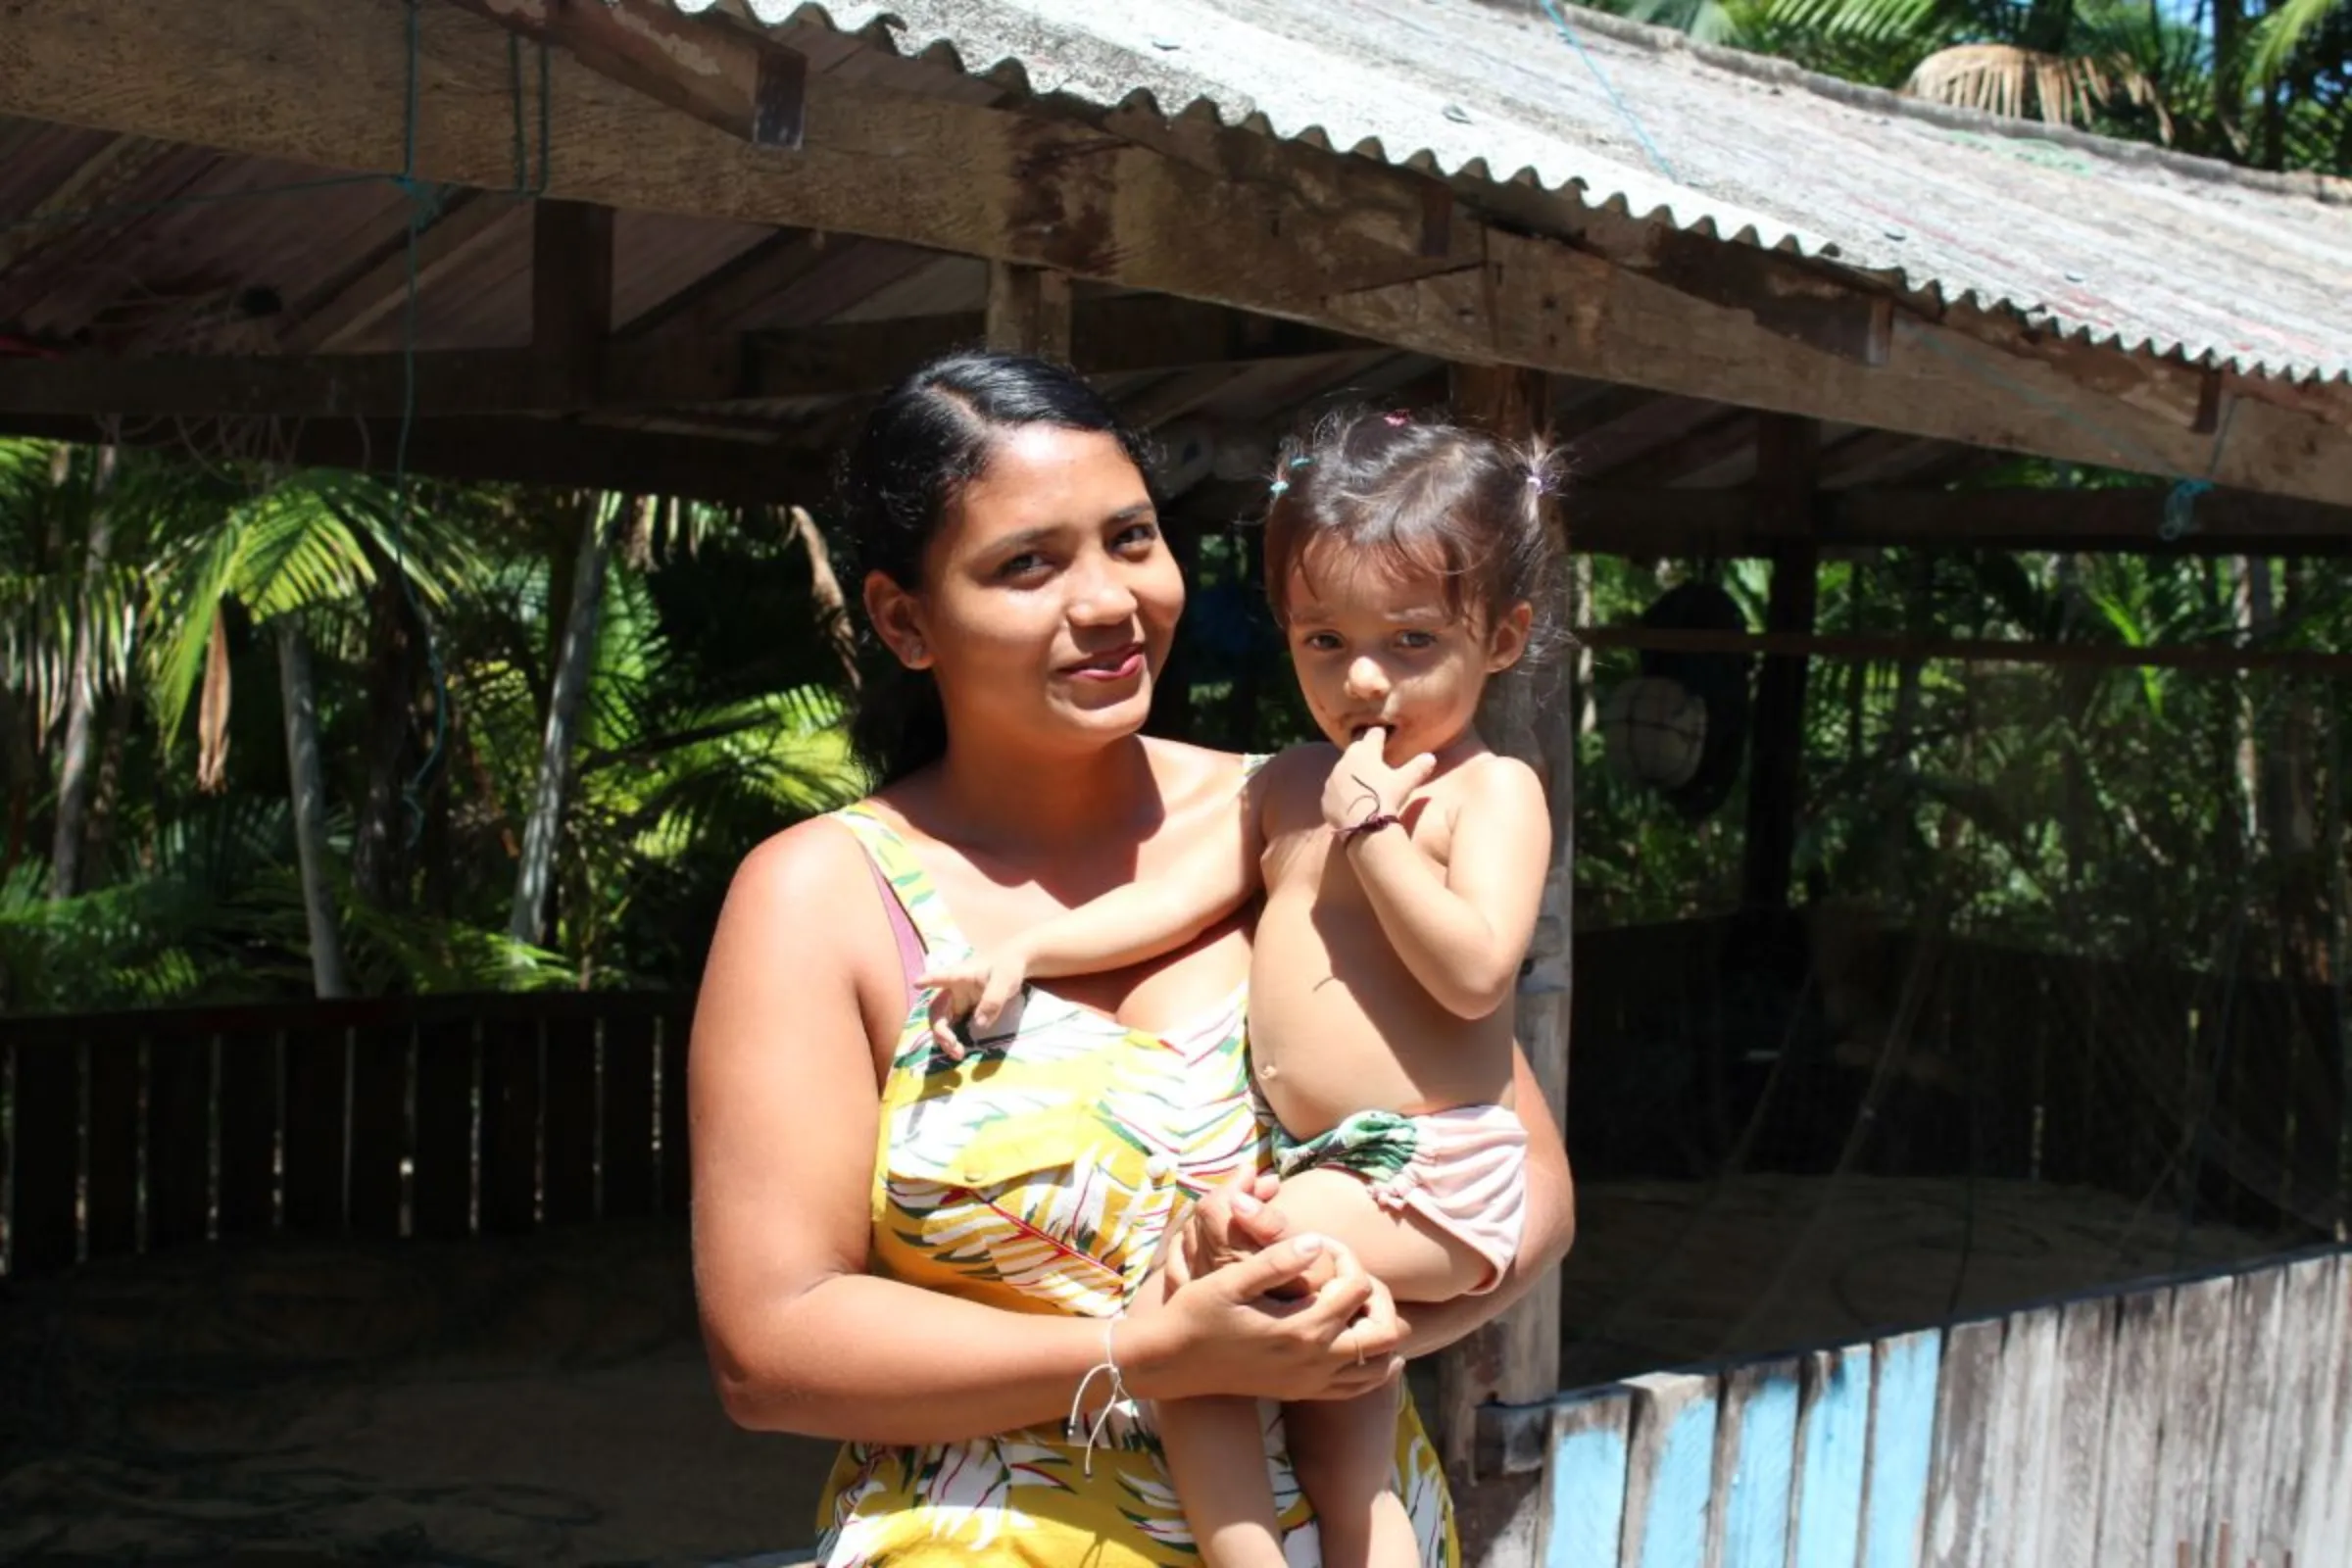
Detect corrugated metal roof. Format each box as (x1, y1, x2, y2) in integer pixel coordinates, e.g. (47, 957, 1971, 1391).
(676, 0, 2352, 386)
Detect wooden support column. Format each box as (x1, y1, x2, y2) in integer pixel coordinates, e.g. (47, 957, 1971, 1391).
(533, 199, 614, 399)
(1740, 414, 1821, 911)
(1442, 362, 1572, 1566)
(986, 262, 1072, 360)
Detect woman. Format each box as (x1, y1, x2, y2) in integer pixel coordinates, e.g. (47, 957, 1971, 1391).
(690, 351, 1576, 1566)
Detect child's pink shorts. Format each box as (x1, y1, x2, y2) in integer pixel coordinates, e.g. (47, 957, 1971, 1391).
(1273, 1102, 1528, 1294)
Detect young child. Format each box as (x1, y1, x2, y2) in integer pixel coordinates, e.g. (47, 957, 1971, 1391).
(924, 406, 1559, 1568)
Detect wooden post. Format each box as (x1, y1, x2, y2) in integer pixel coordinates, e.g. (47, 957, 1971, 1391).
(1443, 363, 1571, 1565)
(1740, 415, 1820, 911)
(532, 199, 614, 404)
(985, 261, 1072, 360)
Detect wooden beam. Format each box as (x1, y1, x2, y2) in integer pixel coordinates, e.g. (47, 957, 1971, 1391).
(1444, 363, 1569, 1519)
(9, 0, 2351, 504)
(0, 296, 1369, 417)
(1579, 625, 2352, 680)
(290, 190, 525, 352)
(532, 198, 613, 403)
(442, 0, 806, 148)
(617, 225, 828, 339)
(0, 411, 825, 503)
(1740, 415, 1819, 913)
(985, 262, 1072, 360)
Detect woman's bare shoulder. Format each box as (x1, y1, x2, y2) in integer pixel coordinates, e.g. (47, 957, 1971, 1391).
(719, 810, 882, 942)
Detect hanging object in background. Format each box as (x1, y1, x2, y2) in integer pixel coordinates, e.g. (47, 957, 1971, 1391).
(1595, 582, 1752, 820)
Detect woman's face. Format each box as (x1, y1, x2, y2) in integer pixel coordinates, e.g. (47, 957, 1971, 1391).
(869, 423, 1181, 762)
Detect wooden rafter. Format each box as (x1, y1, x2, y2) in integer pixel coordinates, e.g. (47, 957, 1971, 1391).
(6, 0, 2350, 505)
(0, 297, 1371, 418)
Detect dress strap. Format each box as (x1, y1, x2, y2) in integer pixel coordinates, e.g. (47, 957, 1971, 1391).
(832, 804, 968, 956)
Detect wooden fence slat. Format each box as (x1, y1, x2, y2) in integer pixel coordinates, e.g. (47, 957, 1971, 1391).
(216, 1028, 278, 1241)
(146, 1035, 213, 1252)
(2089, 1286, 2173, 1568)
(1984, 1306, 2059, 1568)
(2294, 1253, 2352, 1568)
(5, 1040, 80, 1275)
(347, 1021, 410, 1239)
(659, 1009, 690, 1217)
(410, 1017, 476, 1240)
(1550, 1388, 1635, 1568)
(1703, 1358, 1798, 1568)
(540, 1012, 598, 1227)
(2033, 1296, 2115, 1568)
(479, 1017, 541, 1235)
(1923, 1315, 2002, 1568)
(281, 1024, 349, 1233)
(2148, 1276, 2233, 1568)
(83, 1036, 140, 1260)
(2210, 1262, 2286, 1567)
(2260, 1253, 2334, 1564)
(601, 1007, 658, 1220)
(1791, 1344, 1872, 1568)
(1618, 1370, 1719, 1568)
(1861, 1329, 1942, 1568)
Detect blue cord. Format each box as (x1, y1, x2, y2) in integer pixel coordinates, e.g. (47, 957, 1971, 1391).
(1537, 0, 1681, 182)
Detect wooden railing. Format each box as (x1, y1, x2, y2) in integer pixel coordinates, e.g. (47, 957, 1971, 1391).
(1537, 1246, 2352, 1567)
(0, 993, 692, 1277)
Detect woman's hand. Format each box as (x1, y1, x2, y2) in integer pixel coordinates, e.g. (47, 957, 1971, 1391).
(1123, 1227, 1404, 1405)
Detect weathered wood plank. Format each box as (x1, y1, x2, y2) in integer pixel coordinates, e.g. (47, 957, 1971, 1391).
(280, 1024, 350, 1233)
(1861, 1329, 1942, 1568)
(1550, 1388, 1634, 1568)
(83, 1035, 140, 1259)
(2210, 1263, 2285, 1567)
(600, 1006, 659, 1221)
(5, 1041, 81, 1274)
(410, 1016, 476, 1240)
(2293, 1253, 2352, 1568)
(539, 1012, 599, 1227)
(1703, 1359, 1798, 1568)
(1989, 1307, 2062, 1568)
(146, 1035, 213, 1252)
(10, 0, 2350, 506)
(2258, 1254, 2333, 1565)
(1619, 1371, 1719, 1568)
(215, 1027, 279, 1240)
(479, 1017, 542, 1235)
(2090, 1286, 2173, 1567)
(2033, 1297, 2115, 1568)
(1923, 1316, 2002, 1568)
(985, 262, 1072, 360)
(346, 1021, 409, 1239)
(2148, 1276, 2233, 1568)
(1791, 1344, 1872, 1568)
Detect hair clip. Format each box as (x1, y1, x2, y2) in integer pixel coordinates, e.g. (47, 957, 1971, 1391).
(1528, 472, 1545, 490)
(1268, 479, 1291, 497)
(1383, 411, 1411, 427)
(1289, 456, 1314, 469)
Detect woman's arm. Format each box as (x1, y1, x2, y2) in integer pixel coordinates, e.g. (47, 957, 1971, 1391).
(692, 818, 1399, 1446)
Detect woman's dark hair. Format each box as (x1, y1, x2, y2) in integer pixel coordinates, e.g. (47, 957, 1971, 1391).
(1261, 406, 1565, 663)
(835, 349, 1156, 785)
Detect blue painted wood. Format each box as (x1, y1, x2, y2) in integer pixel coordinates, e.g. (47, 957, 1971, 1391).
(1862, 1329, 1942, 1568)
(1550, 1387, 1634, 1568)
(1619, 1371, 1719, 1568)
(1792, 1344, 1872, 1568)
(1711, 1359, 1799, 1568)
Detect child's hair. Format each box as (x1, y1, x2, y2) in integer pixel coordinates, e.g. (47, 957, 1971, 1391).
(1260, 406, 1565, 662)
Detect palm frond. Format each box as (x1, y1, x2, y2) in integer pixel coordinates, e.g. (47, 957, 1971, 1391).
(1907, 44, 2172, 139)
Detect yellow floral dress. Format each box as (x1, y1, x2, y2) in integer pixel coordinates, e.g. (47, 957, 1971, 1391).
(813, 802, 1458, 1567)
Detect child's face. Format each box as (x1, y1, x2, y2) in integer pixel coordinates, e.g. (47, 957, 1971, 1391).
(1280, 542, 1530, 766)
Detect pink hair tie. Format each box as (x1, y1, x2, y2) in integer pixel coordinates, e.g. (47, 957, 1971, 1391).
(1383, 410, 1410, 427)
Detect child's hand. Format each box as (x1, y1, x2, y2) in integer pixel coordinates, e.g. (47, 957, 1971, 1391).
(1321, 726, 1437, 835)
(914, 945, 1031, 1061)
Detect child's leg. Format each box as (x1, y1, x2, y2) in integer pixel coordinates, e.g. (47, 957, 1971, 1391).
(1260, 1168, 1485, 1568)
(1158, 1395, 1288, 1568)
(1286, 1388, 1418, 1568)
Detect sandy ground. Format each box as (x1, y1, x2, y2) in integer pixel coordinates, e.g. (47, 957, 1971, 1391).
(2, 1220, 833, 1566)
(1, 1177, 2295, 1564)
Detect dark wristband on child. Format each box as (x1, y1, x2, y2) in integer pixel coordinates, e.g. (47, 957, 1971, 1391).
(1339, 811, 1402, 843)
